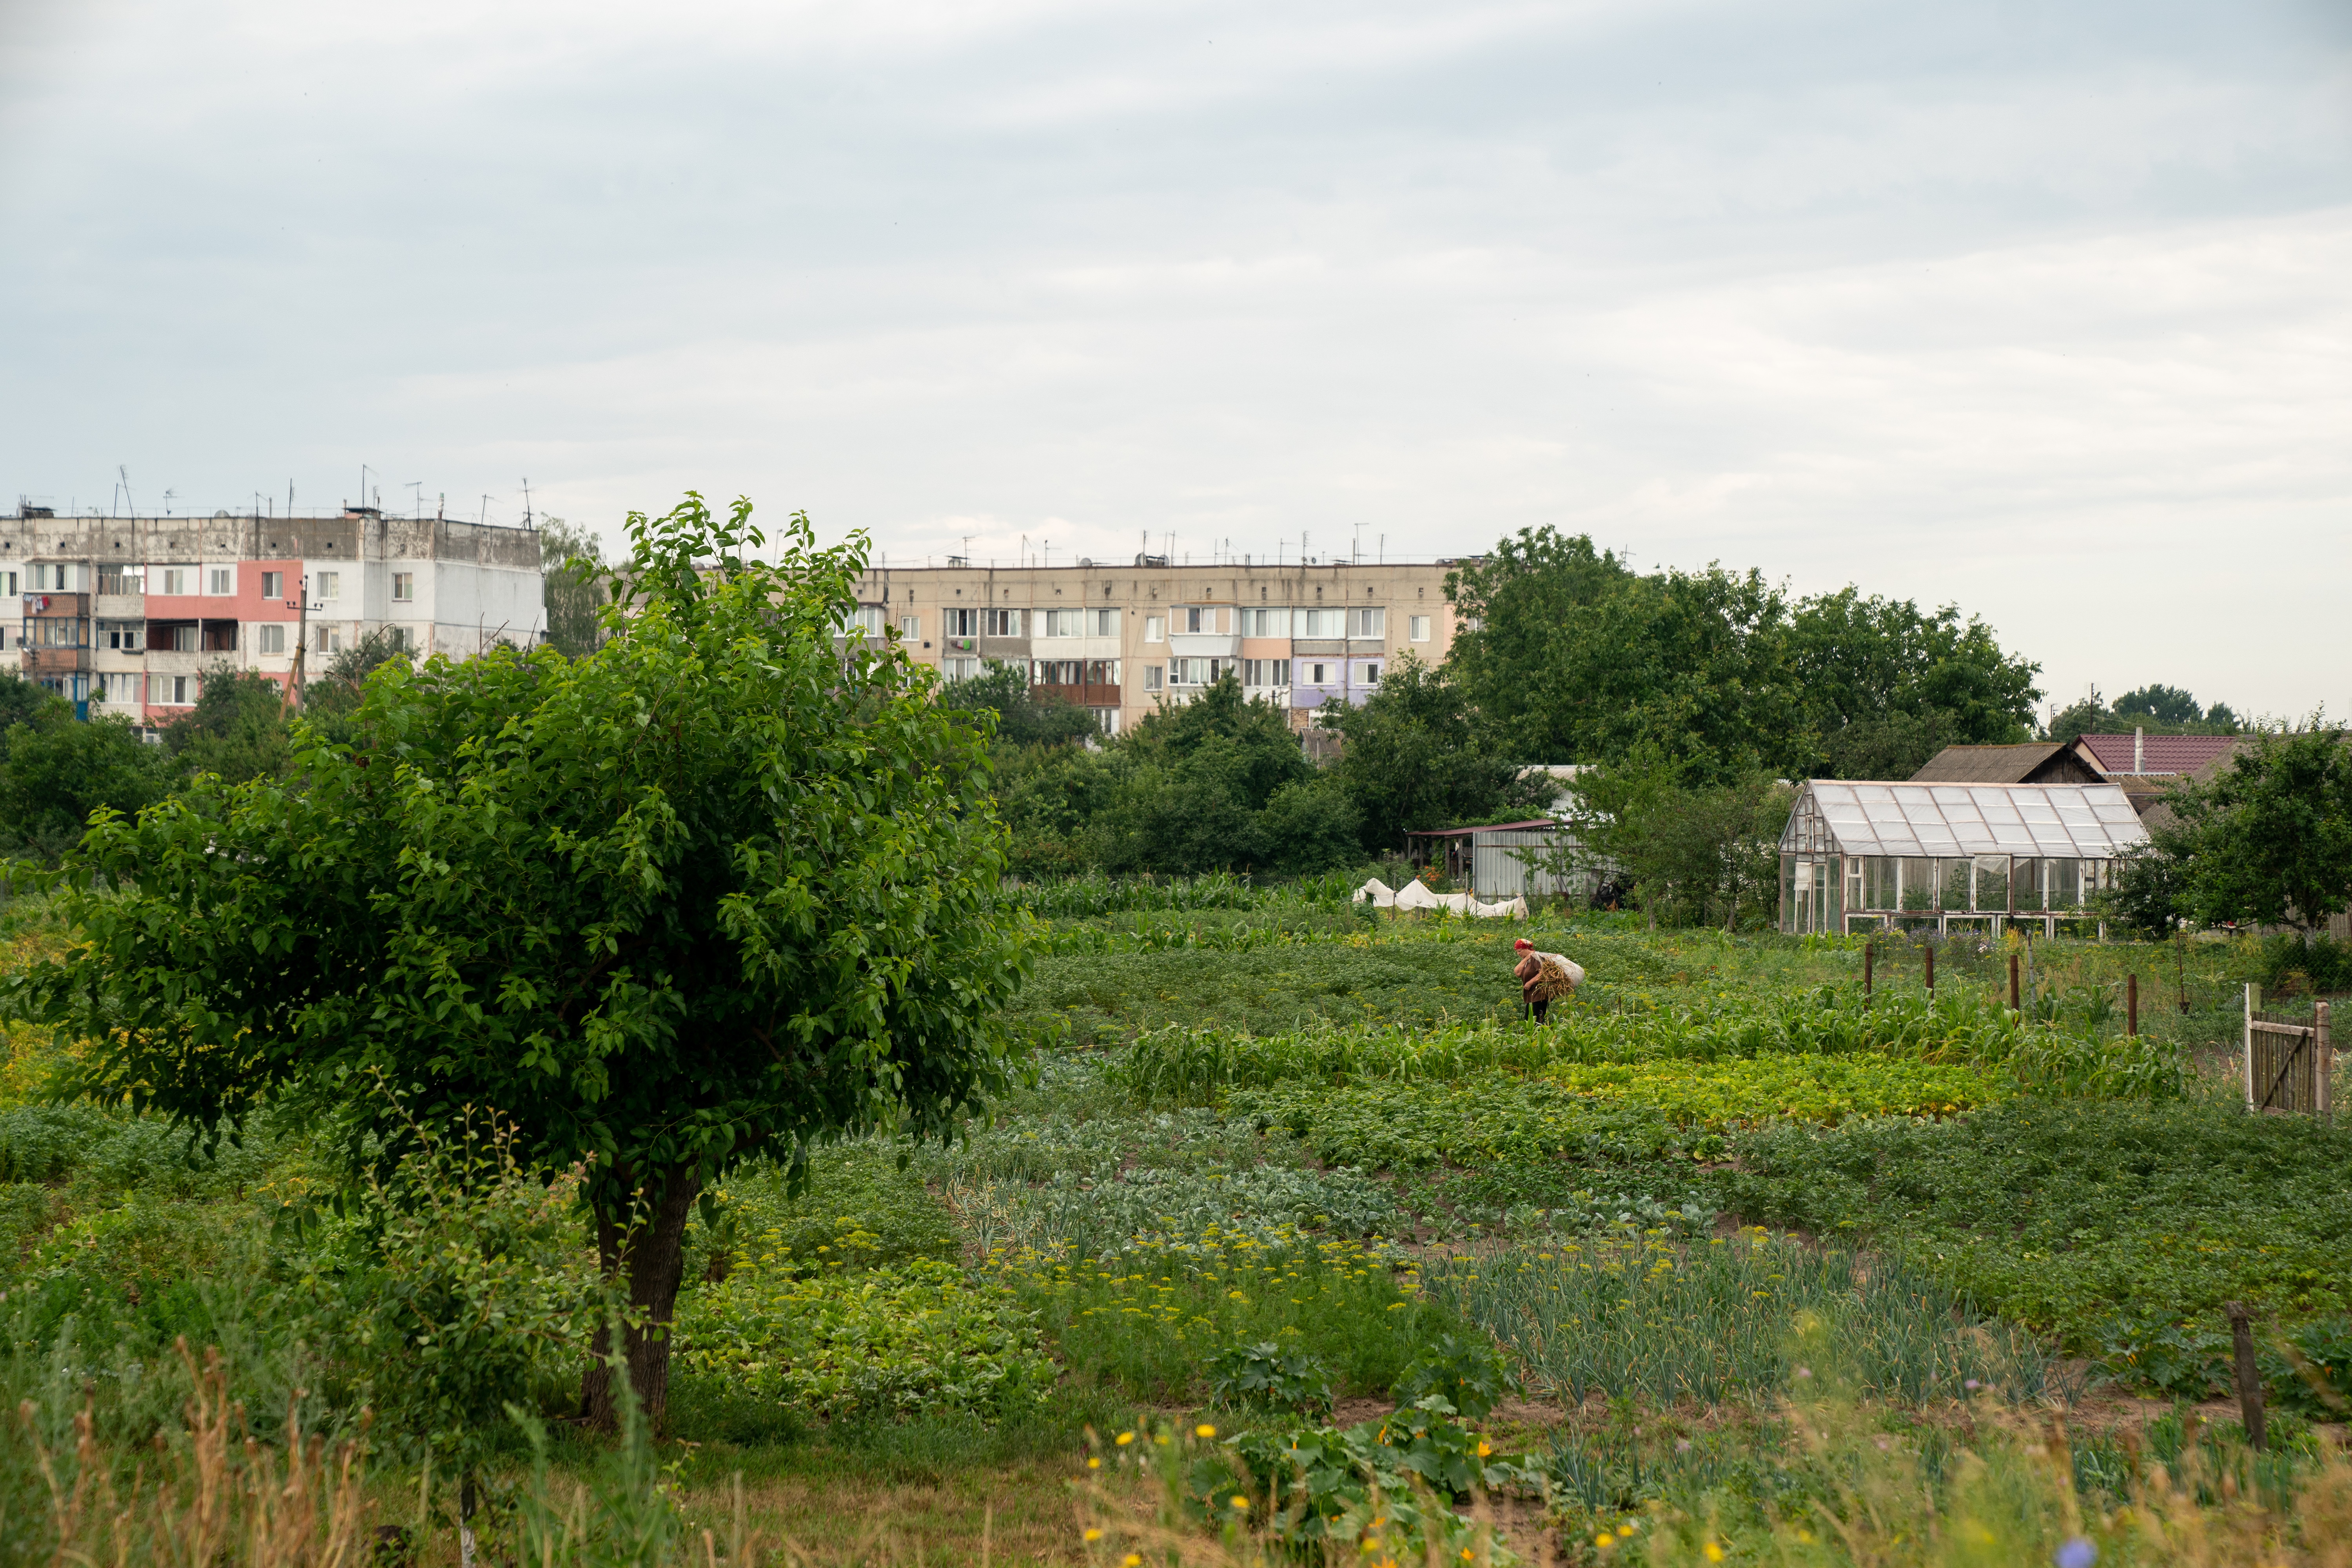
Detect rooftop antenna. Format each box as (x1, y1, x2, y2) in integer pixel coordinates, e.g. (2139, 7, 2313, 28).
(117, 464, 134, 518)
(163, 488, 177, 516)
(406, 481, 423, 519)
(289, 479, 295, 517)
(520, 477, 534, 528)
(360, 465, 374, 511)
(480, 494, 494, 526)
(1352, 521, 1365, 564)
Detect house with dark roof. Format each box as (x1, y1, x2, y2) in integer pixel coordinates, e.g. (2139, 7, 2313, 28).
(2068, 731, 2243, 780)
(1909, 742, 2103, 786)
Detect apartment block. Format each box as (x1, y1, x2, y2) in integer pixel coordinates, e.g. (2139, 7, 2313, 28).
(8, 505, 544, 725)
(851, 556, 1472, 734)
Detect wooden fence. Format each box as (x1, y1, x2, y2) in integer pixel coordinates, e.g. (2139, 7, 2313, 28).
(2244, 984, 2332, 1120)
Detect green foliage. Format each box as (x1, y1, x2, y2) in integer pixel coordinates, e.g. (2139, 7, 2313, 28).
(673, 1256, 1053, 1423)
(1318, 655, 1544, 853)
(0, 690, 168, 863)
(1555, 758, 1794, 927)
(326, 1109, 603, 1478)
(3, 491, 1027, 1425)
(1392, 1330, 1515, 1420)
(158, 665, 294, 783)
(1786, 588, 2042, 778)
(2051, 682, 2243, 742)
(1206, 1339, 1334, 1416)
(1726, 1100, 2352, 1357)
(537, 515, 608, 659)
(2170, 723, 2352, 933)
(684, 1144, 958, 1283)
(944, 661, 1099, 749)
(1428, 1230, 2065, 1407)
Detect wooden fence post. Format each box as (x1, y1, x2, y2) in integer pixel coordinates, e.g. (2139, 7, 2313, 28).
(2321, 999, 2334, 1125)
(2243, 983, 2258, 1109)
(1924, 946, 1934, 994)
(2127, 973, 2138, 1037)
(2009, 952, 2020, 1011)
(2227, 1303, 2267, 1451)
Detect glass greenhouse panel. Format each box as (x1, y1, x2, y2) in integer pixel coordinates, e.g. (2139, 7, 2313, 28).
(1973, 856, 2009, 913)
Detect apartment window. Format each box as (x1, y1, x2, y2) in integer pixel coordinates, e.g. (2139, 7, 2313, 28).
(34, 619, 80, 648)
(165, 624, 197, 652)
(160, 568, 191, 596)
(943, 607, 976, 637)
(256, 624, 286, 655)
(148, 673, 193, 706)
(1242, 607, 1289, 637)
(945, 657, 978, 680)
(898, 615, 920, 639)
(1090, 608, 1120, 635)
(1039, 609, 1080, 637)
(1360, 661, 1381, 686)
(97, 672, 140, 706)
(96, 568, 141, 595)
(207, 567, 233, 596)
(841, 605, 885, 637)
(1143, 616, 1165, 643)
(31, 564, 83, 592)
(260, 572, 283, 599)
(317, 625, 342, 654)
(1408, 615, 1431, 642)
(1349, 607, 1385, 638)
(1299, 608, 1345, 638)
(316, 571, 340, 600)
(0, 570, 16, 596)
(1093, 708, 1120, 736)
(982, 608, 1022, 637)
(391, 572, 415, 603)
(1142, 664, 1164, 691)
(99, 620, 143, 652)
(1242, 659, 1290, 688)
(1304, 662, 1331, 685)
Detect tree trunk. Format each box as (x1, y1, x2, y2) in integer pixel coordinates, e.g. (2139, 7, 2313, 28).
(581, 1161, 704, 1436)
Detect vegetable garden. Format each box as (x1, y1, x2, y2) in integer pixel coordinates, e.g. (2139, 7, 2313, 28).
(1, 882, 2349, 1565)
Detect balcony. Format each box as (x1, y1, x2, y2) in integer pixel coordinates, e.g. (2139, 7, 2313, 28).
(1034, 680, 1121, 708)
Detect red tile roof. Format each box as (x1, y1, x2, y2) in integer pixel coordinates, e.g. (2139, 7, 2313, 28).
(2072, 733, 2242, 776)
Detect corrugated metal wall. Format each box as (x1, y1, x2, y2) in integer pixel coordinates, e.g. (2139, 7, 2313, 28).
(1471, 828, 1582, 899)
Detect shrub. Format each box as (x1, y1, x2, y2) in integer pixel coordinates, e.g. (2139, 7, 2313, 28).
(1206, 1341, 1334, 1416)
(1393, 1331, 1515, 1420)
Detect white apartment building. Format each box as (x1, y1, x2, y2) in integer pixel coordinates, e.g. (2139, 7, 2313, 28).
(852, 556, 1472, 733)
(8, 505, 543, 724)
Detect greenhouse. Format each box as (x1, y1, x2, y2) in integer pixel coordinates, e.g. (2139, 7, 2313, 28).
(1779, 780, 2149, 936)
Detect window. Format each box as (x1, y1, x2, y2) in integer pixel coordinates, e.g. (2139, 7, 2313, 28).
(256, 623, 286, 655)
(160, 568, 190, 596)
(99, 620, 143, 652)
(258, 572, 281, 599)
(1360, 661, 1381, 686)
(148, 673, 192, 706)
(1408, 615, 1431, 642)
(391, 572, 415, 603)
(1304, 662, 1330, 685)
(165, 624, 197, 652)
(1093, 708, 1120, 736)
(944, 607, 976, 637)
(1034, 660, 1087, 686)
(982, 608, 1022, 636)
(1142, 664, 1164, 691)
(842, 606, 886, 637)
(0, 570, 15, 596)
(898, 615, 921, 639)
(1039, 609, 1081, 637)
(1242, 607, 1289, 637)
(207, 567, 233, 596)
(389, 626, 414, 652)
(1143, 616, 1165, 643)
(31, 564, 82, 592)
(1169, 657, 1229, 686)
(1299, 608, 1345, 638)
(1090, 608, 1120, 636)
(34, 619, 80, 648)
(316, 625, 342, 654)
(1349, 607, 1385, 638)
(1242, 659, 1289, 688)
(1181, 607, 1204, 633)
(96, 568, 141, 595)
(316, 571, 340, 600)
(945, 657, 978, 680)
(96, 672, 140, 706)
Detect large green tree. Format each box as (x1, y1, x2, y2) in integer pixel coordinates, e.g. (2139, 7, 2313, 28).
(539, 515, 609, 659)
(1783, 588, 2042, 779)
(161, 666, 296, 783)
(0, 673, 170, 862)
(1444, 529, 1804, 782)
(3, 494, 1026, 1430)
(1318, 655, 1546, 854)
(2170, 725, 2352, 935)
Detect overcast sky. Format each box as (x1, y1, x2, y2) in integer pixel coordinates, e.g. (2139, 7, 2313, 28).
(3, 0, 2347, 722)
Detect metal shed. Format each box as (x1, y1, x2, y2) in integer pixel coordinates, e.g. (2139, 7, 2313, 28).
(1779, 780, 2149, 937)
(1405, 819, 1587, 901)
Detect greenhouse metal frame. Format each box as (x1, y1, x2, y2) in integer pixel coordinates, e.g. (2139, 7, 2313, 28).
(1779, 780, 2149, 936)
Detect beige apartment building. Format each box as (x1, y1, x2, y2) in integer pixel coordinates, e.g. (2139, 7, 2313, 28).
(851, 556, 1473, 733)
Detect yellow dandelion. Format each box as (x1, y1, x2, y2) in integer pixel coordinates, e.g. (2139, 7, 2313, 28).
(1230, 1495, 1249, 1510)
(1196, 1423, 1216, 1438)
(1084, 1528, 1103, 1542)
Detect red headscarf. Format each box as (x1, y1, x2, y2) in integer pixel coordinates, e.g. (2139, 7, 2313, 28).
(1514, 938, 1533, 951)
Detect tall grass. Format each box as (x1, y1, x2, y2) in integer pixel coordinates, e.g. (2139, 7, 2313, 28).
(1110, 987, 2189, 1104)
(1003, 870, 1366, 919)
(1425, 1229, 2074, 1408)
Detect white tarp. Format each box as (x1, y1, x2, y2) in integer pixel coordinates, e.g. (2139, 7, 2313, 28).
(1355, 878, 1525, 919)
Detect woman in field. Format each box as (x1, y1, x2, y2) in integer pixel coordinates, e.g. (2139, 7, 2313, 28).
(1512, 937, 1584, 1023)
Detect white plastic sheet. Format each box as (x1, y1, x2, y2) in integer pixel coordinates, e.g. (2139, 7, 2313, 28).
(1353, 878, 1524, 918)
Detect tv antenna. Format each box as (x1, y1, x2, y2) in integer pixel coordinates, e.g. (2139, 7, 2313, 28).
(163, 488, 178, 515)
(519, 478, 534, 528)
(481, 494, 494, 526)
(406, 481, 423, 519)
(117, 465, 134, 517)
